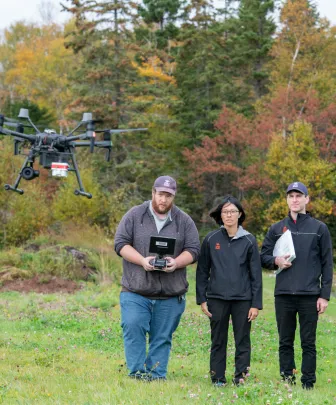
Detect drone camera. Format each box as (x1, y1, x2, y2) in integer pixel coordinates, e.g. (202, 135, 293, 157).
(22, 167, 40, 181)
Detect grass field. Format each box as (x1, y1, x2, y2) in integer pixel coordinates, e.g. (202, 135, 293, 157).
(0, 270, 335, 404)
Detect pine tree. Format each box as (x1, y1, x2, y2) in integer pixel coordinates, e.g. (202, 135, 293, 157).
(63, 0, 138, 126)
(225, 0, 275, 113)
(174, 0, 232, 140)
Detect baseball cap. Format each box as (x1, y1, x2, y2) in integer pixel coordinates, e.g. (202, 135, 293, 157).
(286, 181, 308, 195)
(153, 176, 177, 195)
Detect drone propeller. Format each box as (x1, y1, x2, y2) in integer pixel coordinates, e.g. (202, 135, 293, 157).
(95, 128, 148, 134)
(1, 121, 32, 129)
(2, 116, 18, 123)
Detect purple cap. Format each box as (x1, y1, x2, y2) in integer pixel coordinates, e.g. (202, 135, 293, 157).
(154, 176, 177, 195)
(286, 182, 308, 195)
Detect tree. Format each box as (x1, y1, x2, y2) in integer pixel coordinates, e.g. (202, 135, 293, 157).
(2, 22, 75, 130)
(225, 0, 275, 113)
(264, 120, 336, 229)
(174, 0, 231, 140)
(63, 0, 138, 127)
(268, 0, 336, 136)
(137, 0, 182, 49)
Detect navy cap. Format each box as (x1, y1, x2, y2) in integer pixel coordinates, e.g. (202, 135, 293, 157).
(154, 176, 177, 195)
(286, 181, 308, 196)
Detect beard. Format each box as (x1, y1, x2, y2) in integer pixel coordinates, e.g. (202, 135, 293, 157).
(152, 198, 173, 215)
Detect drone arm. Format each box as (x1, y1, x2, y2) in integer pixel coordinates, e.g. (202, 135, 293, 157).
(66, 133, 89, 142)
(70, 141, 111, 147)
(0, 127, 36, 142)
(67, 122, 84, 137)
(27, 117, 41, 133)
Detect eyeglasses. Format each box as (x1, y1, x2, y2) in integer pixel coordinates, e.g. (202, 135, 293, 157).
(221, 210, 239, 216)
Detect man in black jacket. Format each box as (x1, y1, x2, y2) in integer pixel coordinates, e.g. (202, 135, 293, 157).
(260, 182, 333, 390)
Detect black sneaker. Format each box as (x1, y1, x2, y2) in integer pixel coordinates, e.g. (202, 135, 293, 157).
(129, 373, 150, 381)
(281, 373, 296, 385)
(212, 380, 226, 387)
(146, 376, 167, 382)
(302, 383, 314, 390)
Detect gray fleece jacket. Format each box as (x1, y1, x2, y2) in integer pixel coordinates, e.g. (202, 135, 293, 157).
(114, 201, 200, 297)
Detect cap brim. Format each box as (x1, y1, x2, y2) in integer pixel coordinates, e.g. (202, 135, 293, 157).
(287, 188, 305, 194)
(155, 187, 176, 196)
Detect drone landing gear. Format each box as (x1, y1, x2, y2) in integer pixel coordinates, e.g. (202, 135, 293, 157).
(74, 189, 92, 199)
(69, 147, 92, 199)
(4, 184, 24, 195)
(4, 155, 38, 195)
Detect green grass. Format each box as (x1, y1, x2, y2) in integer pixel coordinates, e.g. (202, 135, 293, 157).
(0, 271, 334, 404)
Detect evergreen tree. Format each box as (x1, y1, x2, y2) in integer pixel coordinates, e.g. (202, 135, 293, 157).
(136, 0, 182, 49)
(225, 0, 275, 114)
(63, 0, 137, 126)
(174, 0, 232, 141)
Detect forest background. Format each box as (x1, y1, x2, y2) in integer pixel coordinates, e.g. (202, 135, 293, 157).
(1, 0, 336, 251)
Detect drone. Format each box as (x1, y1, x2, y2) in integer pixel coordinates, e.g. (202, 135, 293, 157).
(0, 108, 147, 198)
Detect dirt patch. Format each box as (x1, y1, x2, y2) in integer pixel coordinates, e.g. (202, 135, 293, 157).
(0, 275, 80, 294)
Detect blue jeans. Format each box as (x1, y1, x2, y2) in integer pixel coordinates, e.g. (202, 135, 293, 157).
(120, 292, 186, 378)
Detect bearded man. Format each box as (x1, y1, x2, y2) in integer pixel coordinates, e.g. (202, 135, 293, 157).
(114, 175, 200, 381)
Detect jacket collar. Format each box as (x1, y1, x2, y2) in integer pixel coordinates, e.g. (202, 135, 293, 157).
(288, 211, 311, 223)
(220, 225, 250, 239)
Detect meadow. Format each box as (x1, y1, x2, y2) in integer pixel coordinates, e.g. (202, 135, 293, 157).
(0, 269, 335, 405)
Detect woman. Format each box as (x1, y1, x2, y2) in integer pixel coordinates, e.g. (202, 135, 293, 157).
(196, 195, 262, 387)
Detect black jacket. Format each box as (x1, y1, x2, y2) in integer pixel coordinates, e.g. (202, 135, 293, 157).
(196, 226, 263, 309)
(260, 213, 333, 300)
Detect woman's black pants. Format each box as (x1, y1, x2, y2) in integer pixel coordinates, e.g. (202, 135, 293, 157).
(207, 299, 252, 384)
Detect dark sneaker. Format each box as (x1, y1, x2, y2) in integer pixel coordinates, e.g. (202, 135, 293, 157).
(129, 373, 150, 381)
(146, 376, 167, 382)
(213, 381, 226, 387)
(281, 373, 296, 385)
(302, 383, 314, 390)
(233, 378, 245, 386)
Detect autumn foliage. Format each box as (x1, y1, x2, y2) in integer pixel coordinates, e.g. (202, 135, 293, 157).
(0, 0, 336, 244)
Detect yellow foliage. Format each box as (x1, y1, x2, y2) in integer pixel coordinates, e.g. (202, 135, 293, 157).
(4, 24, 76, 125)
(51, 167, 109, 226)
(133, 57, 176, 85)
(265, 120, 336, 223)
(4, 184, 53, 246)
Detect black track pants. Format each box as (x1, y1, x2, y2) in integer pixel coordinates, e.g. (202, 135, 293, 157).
(275, 295, 318, 386)
(207, 299, 252, 384)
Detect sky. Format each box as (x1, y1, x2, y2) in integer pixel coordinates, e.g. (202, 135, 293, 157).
(0, 0, 336, 31)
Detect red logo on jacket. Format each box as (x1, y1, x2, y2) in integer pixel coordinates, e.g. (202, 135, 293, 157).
(215, 242, 220, 250)
(283, 226, 288, 233)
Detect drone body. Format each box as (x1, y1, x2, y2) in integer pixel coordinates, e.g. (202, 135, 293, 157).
(0, 109, 146, 198)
